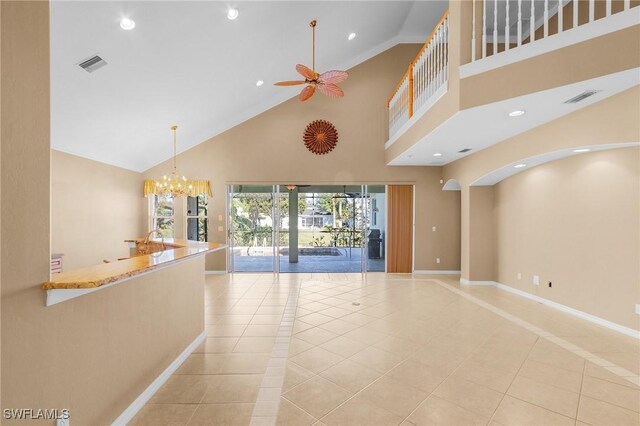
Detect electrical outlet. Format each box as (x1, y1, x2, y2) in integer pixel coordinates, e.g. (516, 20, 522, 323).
(436, 258, 441, 264)
(432, 226, 437, 232)
(217, 226, 223, 232)
(533, 275, 540, 286)
(635, 304, 640, 315)
(517, 272, 522, 280)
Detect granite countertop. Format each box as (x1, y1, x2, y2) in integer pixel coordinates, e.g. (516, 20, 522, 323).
(42, 240, 226, 290)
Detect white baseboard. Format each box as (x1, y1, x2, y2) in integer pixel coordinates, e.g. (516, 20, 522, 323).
(205, 270, 227, 275)
(460, 279, 640, 339)
(414, 270, 461, 275)
(492, 282, 640, 339)
(460, 278, 497, 286)
(111, 331, 206, 425)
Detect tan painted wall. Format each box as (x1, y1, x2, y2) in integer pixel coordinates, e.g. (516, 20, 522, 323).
(494, 148, 640, 330)
(469, 186, 496, 281)
(1, 3, 205, 424)
(51, 150, 146, 270)
(144, 44, 462, 272)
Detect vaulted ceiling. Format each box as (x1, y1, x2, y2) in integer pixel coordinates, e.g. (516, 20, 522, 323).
(51, 1, 448, 171)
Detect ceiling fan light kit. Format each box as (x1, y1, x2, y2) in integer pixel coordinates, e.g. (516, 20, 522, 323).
(275, 20, 349, 102)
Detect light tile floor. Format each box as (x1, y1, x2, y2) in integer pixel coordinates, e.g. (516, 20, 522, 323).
(131, 273, 640, 426)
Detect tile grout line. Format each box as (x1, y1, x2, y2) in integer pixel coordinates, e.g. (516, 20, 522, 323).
(249, 279, 301, 426)
(430, 279, 640, 388)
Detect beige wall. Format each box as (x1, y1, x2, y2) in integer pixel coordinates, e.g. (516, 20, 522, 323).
(2, 3, 205, 424)
(144, 44, 462, 272)
(51, 150, 146, 270)
(494, 148, 640, 330)
(468, 186, 496, 281)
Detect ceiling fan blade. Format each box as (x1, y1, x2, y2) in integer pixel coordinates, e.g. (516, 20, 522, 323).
(274, 80, 306, 86)
(299, 85, 315, 102)
(296, 64, 318, 80)
(317, 83, 344, 98)
(318, 70, 348, 85)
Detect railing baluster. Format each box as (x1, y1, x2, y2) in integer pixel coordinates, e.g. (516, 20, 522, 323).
(408, 67, 414, 118)
(445, 17, 449, 81)
(493, 0, 498, 55)
(606, 0, 611, 16)
(573, 0, 578, 29)
(589, 0, 594, 22)
(483, 0, 487, 58)
(436, 25, 440, 87)
(544, 0, 549, 37)
(530, 0, 535, 42)
(558, 0, 563, 33)
(518, 0, 522, 46)
(505, 0, 510, 51)
(472, 0, 477, 61)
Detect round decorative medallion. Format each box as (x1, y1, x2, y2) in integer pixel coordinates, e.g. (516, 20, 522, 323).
(303, 120, 338, 155)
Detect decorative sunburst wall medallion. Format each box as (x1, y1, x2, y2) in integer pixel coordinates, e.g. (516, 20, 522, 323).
(303, 120, 338, 155)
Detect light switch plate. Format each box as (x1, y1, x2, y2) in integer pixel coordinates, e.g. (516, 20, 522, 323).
(218, 214, 223, 222)
(635, 304, 640, 315)
(517, 272, 522, 280)
(533, 275, 540, 285)
(432, 226, 436, 232)
(436, 258, 441, 264)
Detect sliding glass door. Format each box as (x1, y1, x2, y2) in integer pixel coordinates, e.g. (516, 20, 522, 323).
(227, 184, 386, 273)
(227, 185, 276, 272)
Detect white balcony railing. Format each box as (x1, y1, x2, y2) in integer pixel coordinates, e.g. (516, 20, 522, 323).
(471, 0, 637, 61)
(388, 11, 450, 138)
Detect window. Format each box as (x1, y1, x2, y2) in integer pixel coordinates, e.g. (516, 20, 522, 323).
(186, 195, 208, 242)
(149, 194, 175, 238)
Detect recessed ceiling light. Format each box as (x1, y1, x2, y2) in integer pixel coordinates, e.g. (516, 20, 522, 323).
(256, 80, 264, 87)
(119, 17, 135, 30)
(509, 110, 526, 117)
(573, 148, 591, 153)
(348, 33, 357, 41)
(433, 152, 442, 157)
(514, 163, 527, 168)
(227, 8, 239, 20)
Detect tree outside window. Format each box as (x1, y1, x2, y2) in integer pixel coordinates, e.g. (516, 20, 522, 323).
(150, 194, 175, 238)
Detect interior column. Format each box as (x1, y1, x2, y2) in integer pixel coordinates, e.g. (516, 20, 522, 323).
(461, 185, 496, 283)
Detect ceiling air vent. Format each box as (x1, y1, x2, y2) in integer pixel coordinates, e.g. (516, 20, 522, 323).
(564, 90, 600, 104)
(78, 55, 107, 73)
(458, 148, 472, 153)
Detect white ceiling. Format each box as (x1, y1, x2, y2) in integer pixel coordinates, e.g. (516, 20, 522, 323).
(51, 0, 448, 172)
(387, 68, 640, 166)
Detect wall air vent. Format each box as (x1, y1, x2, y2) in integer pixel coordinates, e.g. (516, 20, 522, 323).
(458, 148, 472, 153)
(78, 55, 107, 73)
(564, 90, 600, 104)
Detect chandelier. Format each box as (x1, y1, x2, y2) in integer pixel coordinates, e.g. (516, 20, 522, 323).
(152, 125, 194, 197)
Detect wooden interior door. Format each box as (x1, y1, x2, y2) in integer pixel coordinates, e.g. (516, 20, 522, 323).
(387, 185, 414, 273)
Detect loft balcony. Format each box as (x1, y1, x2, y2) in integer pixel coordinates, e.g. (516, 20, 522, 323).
(385, 0, 640, 166)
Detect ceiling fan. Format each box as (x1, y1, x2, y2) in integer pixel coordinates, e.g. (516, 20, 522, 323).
(275, 20, 348, 102)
